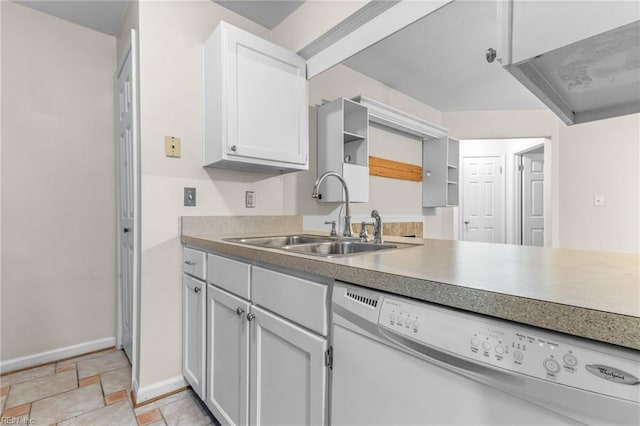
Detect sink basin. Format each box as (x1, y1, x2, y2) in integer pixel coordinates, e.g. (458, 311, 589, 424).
(224, 234, 335, 249)
(226, 234, 423, 257)
(282, 240, 419, 258)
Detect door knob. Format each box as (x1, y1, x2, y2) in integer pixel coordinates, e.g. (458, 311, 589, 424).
(464, 221, 470, 225)
(246, 313, 256, 321)
(236, 307, 245, 316)
(194, 287, 201, 293)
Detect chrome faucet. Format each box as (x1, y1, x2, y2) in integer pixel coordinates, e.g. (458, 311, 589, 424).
(311, 171, 353, 238)
(371, 210, 383, 244)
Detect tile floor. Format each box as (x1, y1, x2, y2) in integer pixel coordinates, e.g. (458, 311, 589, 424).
(0, 348, 218, 426)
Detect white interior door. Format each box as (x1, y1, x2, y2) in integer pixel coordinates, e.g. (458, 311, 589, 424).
(461, 156, 505, 243)
(522, 153, 545, 246)
(116, 31, 139, 364)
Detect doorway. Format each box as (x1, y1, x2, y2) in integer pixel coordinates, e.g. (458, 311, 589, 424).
(517, 145, 545, 246)
(459, 138, 551, 246)
(116, 29, 140, 382)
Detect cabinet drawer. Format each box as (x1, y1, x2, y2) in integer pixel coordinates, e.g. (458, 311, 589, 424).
(252, 267, 328, 336)
(183, 247, 206, 280)
(207, 254, 251, 300)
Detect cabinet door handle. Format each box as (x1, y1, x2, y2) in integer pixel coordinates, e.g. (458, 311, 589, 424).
(246, 313, 256, 321)
(236, 307, 245, 316)
(184, 260, 196, 266)
(194, 287, 201, 293)
(123, 228, 130, 233)
(464, 220, 470, 225)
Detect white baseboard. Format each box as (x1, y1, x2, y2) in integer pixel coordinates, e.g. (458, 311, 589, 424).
(135, 375, 188, 404)
(132, 377, 140, 399)
(0, 337, 116, 373)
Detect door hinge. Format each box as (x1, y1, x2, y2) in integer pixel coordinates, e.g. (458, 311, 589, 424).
(518, 164, 524, 172)
(324, 346, 333, 369)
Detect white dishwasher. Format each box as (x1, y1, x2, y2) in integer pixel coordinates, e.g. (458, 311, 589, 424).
(331, 282, 640, 425)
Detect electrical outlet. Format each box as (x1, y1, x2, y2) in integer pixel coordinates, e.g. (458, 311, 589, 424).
(593, 194, 605, 207)
(165, 136, 181, 158)
(245, 191, 256, 208)
(184, 187, 196, 206)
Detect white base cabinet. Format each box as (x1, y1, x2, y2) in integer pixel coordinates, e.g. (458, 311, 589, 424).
(182, 247, 207, 399)
(188, 251, 330, 426)
(182, 274, 206, 399)
(206, 285, 250, 426)
(250, 305, 327, 426)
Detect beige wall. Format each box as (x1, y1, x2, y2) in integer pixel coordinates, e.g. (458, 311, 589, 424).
(557, 114, 639, 253)
(1, 2, 117, 360)
(284, 64, 442, 225)
(444, 110, 640, 253)
(136, 0, 277, 388)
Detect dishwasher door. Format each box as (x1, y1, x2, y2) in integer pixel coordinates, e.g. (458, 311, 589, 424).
(331, 282, 640, 426)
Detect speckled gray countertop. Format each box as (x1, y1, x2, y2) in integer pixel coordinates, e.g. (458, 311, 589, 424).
(181, 217, 640, 350)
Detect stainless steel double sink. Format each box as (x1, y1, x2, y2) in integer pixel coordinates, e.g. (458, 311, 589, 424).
(225, 234, 422, 258)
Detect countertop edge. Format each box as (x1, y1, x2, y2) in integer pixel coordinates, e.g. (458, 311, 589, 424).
(181, 235, 640, 351)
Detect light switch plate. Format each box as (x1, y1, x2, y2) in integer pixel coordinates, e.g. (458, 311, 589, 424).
(184, 187, 196, 206)
(245, 191, 256, 208)
(594, 194, 605, 207)
(165, 136, 181, 158)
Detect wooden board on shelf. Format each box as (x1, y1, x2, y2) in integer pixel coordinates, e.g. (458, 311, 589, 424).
(369, 156, 422, 182)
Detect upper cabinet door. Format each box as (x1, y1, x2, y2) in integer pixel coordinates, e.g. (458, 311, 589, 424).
(204, 21, 308, 173)
(507, 0, 640, 64)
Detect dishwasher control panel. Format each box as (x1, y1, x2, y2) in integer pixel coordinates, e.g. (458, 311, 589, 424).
(378, 297, 640, 402)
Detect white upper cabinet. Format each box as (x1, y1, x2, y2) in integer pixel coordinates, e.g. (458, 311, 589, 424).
(506, 0, 639, 64)
(204, 21, 309, 173)
(317, 98, 369, 203)
(500, 0, 640, 125)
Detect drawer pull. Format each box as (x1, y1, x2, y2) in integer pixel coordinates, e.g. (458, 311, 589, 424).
(246, 313, 256, 321)
(184, 260, 196, 266)
(194, 287, 201, 293)
(236, 307, 245, 316)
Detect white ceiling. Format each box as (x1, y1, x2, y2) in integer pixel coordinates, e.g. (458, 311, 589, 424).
(14, 0, 304, 35)
(343, 0, 545, 111)
(15, 0, 130, 36)
(214, 1, 304, 29)
(15, 0, 542, 112)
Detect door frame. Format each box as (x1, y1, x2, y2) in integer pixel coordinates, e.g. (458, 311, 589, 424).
(514, 143, 545, 246)
(459, 154, 507, 243)
(115, 29, 141, 390)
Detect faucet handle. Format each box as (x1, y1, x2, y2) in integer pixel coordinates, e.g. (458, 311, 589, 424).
(370, 210, 383, 244)
(359, 221, 375, 241)
(324, 220, 338, 237)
